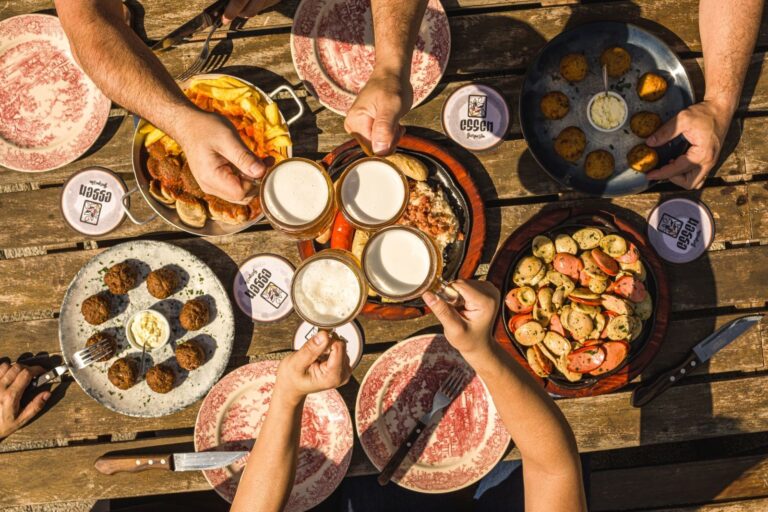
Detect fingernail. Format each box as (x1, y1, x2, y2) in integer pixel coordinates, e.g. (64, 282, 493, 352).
(248, 163, 265, 177)
(372, 141, 388, 154)
(313, 333, 325, 346)
(423, 292, 437, 307)
(42, 392, 50, 402)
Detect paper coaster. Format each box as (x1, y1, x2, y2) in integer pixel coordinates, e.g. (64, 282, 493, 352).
(234, 254, 295, 322)
(60, 167, 127, 236)
(647, 198, 714, 264)
(293, 320, 363, 369)
(441, 83, 510, 151)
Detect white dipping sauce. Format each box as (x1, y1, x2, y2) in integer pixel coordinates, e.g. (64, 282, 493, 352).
(364, 228, 431, 297)
(263, 160, 329, 225)
(294, 258, 361, 325)
(340, 160, 406, 226)
(589, 92, 627, 131)
(130, 310, 168, 349)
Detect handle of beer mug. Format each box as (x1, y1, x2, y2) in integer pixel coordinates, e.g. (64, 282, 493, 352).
(432, 279, 464, 309)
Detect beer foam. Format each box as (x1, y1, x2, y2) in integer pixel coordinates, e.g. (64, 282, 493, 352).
(294, 258, 361, 326)
(263, 160, 329, 225)
(341, 160, 405, 225)
(364, 228, 431, 297)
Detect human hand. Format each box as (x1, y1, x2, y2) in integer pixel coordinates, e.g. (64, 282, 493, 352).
(344, 69, 412, 155)
(223, 0, 281, 23)
(274, 331, 351, 406)
(423, 280, 501, 359)
(175, 110, 266, 203)
(0, 363, 50, 439)
(645, 100, 733, 190)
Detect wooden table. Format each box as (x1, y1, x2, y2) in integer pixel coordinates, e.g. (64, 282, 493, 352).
(3, 1, 768, 510)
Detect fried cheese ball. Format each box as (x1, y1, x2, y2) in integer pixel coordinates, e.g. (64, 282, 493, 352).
(175, 340, 206, 371)
(179, 298, 210, 331)
(85, 331, 118, 363)
(146, 364, 176, 394)
(559, 53, 588, 82)
(637, 72, 668, 101)
(630, 111, 662, 138)
(540, 91, 570, 120)
(600, 46, 632, 77)
(82, 293, 111, 325)
(585, 150, 615, 180)
(104, 262, 136, 295)
(628, 144, 659, 172)
(146, 267, 179, 299)
(554, 126, 587, 163)
(108, 358, 138, 390)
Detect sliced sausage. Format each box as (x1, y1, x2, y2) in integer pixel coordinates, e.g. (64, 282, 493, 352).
(591, 248, 619, 276)
(553, 253, 584, 281)
(526, 345, 553, 377)
(509, 313, 534, 334)
(566, 345, 606, 373)
(515, 321, 546, 346)
(601, 294, 634, 315)
(617, 242, 640, 264)
(613, 275, 648, 303)
(549, 313, 566, 337)
(505, 287, 536, 313)
(589, 340, 629, 376)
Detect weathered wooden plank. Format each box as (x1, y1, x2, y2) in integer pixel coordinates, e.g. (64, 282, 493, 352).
(649, 499, 768, 512)
(592, 454, 768, 511)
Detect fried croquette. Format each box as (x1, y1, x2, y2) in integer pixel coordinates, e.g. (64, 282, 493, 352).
(637, 72, 668, 101)
(82, 293, 111, 325)
(146, 364, 175, 394)
(559, 53, 588, 82)
(108, 358, 138, 390)
(540, 91, 570, 120)
(179, 298, 210, 331)
(554, 126, 587, 163)
(628, 144, 659, 172)
(630, 111, 662, 138)
(146, 267, 179, 299)
(585, 150, 615, 180)
(86, 331, 117, 362)
(104, 262, 136, 295)
(600, 46, 632, 77)
(175, 340, 206, 371)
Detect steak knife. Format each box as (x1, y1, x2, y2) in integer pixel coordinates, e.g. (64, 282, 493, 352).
(95, 451, 248, 474)
(151, 0, 229, 52)
(632, 314, 762, 407)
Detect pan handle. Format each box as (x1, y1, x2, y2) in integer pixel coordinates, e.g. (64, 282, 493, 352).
(121, 187, 158, 226)
(268, 85, 305, 126)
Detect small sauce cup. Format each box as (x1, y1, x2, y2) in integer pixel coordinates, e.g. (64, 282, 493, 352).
(586, 91, 628, 133)
(125, 309, 171, 352)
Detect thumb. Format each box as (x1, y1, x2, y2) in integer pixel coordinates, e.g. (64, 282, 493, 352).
(215, 132, 266, 179)
(371, 111, 400, 155)
(423, 292, 464, 331)
(293, 330, 333, 368)
(647, 115, 685, 147)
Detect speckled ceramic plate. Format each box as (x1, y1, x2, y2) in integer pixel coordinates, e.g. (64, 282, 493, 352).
(356, 334, 510, 493)
(58, 240, 235, 417)
(194, 361, 353, 510)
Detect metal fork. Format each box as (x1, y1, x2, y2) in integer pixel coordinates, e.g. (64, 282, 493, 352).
(175, 18, 223, 82)
(377, 367, 467, 485)
(33, 338, 115, 388)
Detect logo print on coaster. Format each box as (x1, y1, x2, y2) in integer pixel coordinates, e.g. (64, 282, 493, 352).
(260, 282, 288, 309)
(658, 213, 683, 239)
(80, 200, 102, 225)
(467, 95, 487, 118)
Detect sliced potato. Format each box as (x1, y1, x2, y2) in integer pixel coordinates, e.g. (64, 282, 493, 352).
(634, 294, 653, 321)
(351, 229, 370, 261)
(385, 153, 429, 181)
(555, 233, 578, 255)
(620, 260, 646, 281)
(572, 227, 603, 250)
(513, 256, 544, 286)
(532, 235, 556, 263)
(546, 271, 575, 296)
(588, 276, 609, 294)
(543, 331, 571, 357)
(529, 265, 548, 287)
(552, 287, 565, 309)
(581, 251, 607, 279)
(556, 354, 583, 382)
(599, 234, 629, 258)
(514, 321, 546, 346)
(572, 302, 599, 317)
(526, 345, 552, 377)
(538, 287, 555, 315)
(533, 302, 551, 327)
(591, 313, 606, 339)
(630, 316, 643, 341)
(567, 310, 594, 340)
(601, 294, 634, 316)
(176, 195, 207, 228)
(606, 315, 632, 341)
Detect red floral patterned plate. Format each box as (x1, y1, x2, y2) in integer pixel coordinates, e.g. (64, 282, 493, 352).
(356, 334, 510, 493)
(194, 361, 353, 510)
(0, 14, 111, 172)
(291, 0, 450, 115)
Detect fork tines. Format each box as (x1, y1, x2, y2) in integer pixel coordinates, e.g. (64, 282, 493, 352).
(440, 367, 467, 400)
(75, 339, 113, 368)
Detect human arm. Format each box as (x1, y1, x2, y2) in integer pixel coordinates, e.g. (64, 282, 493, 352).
(646, 0, 764, 189)
(424, 281, 587, 512)
(343, 0, 429, 155)
(230, 331, 351, 512)
(0, 363, 50, 440)
(54, 0, 267, 202)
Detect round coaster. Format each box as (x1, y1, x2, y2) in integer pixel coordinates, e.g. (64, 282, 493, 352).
(60, 167, 128, 236)
(441, 83, 510, 152)
(647, 198, 714, 264)
(293, 320, 363, 369)
(233, 254, 295, 322)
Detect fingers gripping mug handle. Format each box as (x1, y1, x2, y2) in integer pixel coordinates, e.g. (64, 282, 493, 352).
(434, 279, 464, 309)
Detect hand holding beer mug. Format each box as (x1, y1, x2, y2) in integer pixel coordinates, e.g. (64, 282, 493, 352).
(260, 158, 337, 239)
(361, 226, 464, 307)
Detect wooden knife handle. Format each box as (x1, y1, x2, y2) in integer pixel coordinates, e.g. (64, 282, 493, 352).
(632, 353, 700, 407)
(94, 454, 172, 475)
(378, 420, 427, 486)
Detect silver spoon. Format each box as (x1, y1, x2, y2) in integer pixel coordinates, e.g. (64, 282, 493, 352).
(602, 64, 609, 95)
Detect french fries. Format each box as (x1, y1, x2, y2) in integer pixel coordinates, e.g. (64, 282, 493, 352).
(140, 76, 292, 162)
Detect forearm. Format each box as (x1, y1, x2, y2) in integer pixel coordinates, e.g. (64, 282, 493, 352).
(699, 0, 763, 116)
(463, 343, 586, 511)
(370, 0, 428, 78)
(55, 0, 197, 141)
(230, 391, 305, 512)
